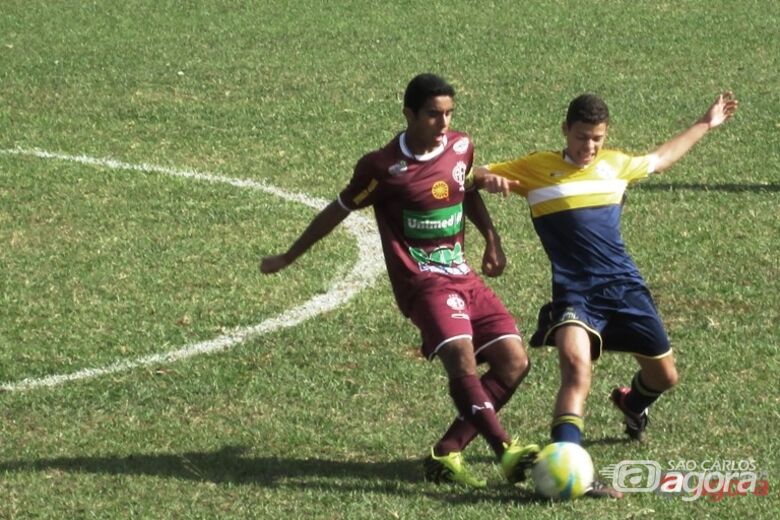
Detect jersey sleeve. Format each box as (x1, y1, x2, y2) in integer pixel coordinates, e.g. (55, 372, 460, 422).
(338, 154, 383, 211)
(486, 157, 531, 195)
(620, 153, 658, 184)
(462, 140, 477, 191)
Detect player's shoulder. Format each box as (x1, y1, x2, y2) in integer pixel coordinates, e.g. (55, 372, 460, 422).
(446, 129, 471, 141)
(595, 148, 649, 172)
(528, 149, 560, 159)
(360, 133, 402, 162)
(446, 130, 473, 156)
(520, 149, 562, 165)
(356, 134, 405, 177)
(599, 148, 634, 162)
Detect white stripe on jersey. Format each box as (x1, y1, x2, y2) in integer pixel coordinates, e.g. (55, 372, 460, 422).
(527, 179, 628, 206)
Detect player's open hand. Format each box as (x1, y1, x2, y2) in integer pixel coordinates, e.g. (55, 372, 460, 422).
(482, 173, 521, 197)
(260, 254, 290, 274)
(701, 91, 738, 129)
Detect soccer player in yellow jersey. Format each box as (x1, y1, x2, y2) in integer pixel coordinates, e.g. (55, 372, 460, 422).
(474, 92, 738, 449)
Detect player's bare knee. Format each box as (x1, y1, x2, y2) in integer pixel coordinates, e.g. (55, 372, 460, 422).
(519, 353, 531, 380)
(507, 351, 531, 386)
(559, 347, 589, 375)
(491, 350, 529, 388)
(483, 338, 529, 385)
(659, 366, 679, 390)
(560, 360, 591, 392)
(438, 340, 478, 380)
(639, 356, 679, 392)
(642, 365, 678, 392)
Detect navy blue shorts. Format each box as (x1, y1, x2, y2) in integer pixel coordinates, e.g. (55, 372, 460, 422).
(529, 283, 671, 360)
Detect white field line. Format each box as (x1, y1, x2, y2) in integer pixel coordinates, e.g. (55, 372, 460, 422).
(0, 147, 384, 392)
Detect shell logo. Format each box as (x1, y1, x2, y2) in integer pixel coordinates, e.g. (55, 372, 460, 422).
(432, 181, 449, 200)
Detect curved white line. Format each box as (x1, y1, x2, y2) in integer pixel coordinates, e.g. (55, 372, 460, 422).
(0, 147, 384, 392)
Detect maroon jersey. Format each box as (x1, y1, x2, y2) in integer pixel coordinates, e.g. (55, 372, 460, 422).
(338, 130, 482, 316)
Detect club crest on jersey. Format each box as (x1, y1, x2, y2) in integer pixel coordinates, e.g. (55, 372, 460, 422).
(446, 293, 466, 311)
(452, 161, 467, 191)
(388, 160, 408, 176)
(452, 137, 470, 155)
(432, 181, 449, 200)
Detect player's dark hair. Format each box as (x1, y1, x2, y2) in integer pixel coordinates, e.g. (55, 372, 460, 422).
(403, 73, 455, 114)
(566, 94, 610, 127)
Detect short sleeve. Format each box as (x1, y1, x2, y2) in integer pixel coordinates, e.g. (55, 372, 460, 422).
(486, 157, 531, 195)
(621, 153, 658, 184)
(338, 155, 382, 210)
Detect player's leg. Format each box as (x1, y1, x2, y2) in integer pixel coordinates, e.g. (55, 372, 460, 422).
(420, 284, 540, 485)
(433, 283, 531, 454)
(438, 338, 539, 483)
(610, 352, 678, 440)
(434, 336, 539, 482)
(529, 298, 601, 444)
(605, 285, 676, 440)
(425, 338, 492, 488)
(635, 352, 678, 393)
(412, 288, 509, 487)
(424, 338, 513, 488)
(532, 304, 621, 498)
(434, 336, 530, 455)
(478, 338, 540, 482)
(436, 338, 513, 458)
(551, 324, 592, 445)
(421, 336, 489, 488)
(553, 325, 624, 499)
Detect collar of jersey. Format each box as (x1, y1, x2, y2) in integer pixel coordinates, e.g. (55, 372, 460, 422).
(562, 150, 581, 167)
(400, 132, 448, 162)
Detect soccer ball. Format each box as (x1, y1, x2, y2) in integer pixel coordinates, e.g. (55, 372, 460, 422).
(531, 442, 594, 500)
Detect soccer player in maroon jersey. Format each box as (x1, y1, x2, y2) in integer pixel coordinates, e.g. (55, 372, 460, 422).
(261, 73, 539, 488)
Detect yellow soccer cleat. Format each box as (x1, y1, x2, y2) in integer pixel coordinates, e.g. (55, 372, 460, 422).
(424, 448, 487, 489)
(501, 440, 541, 483)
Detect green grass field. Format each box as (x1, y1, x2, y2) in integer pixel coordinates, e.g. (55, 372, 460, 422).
(1, 1, 778, 518)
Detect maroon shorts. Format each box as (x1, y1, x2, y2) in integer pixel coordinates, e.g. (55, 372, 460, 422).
(408, 280, 521, 360)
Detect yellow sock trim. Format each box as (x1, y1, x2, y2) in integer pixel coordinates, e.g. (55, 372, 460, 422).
(551, 413, 584, 432)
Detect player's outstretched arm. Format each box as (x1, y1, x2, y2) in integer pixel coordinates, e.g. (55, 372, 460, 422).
(652, 91, 739, 173)
(472, 165, 521, 197)
(260, 200, 350, 274)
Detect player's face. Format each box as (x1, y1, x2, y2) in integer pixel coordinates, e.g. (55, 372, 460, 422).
(404, 95, 454, 154)
(562, 121, 608, 167)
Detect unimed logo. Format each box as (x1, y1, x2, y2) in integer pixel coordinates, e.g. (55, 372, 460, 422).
(601, 459, 770, 502)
